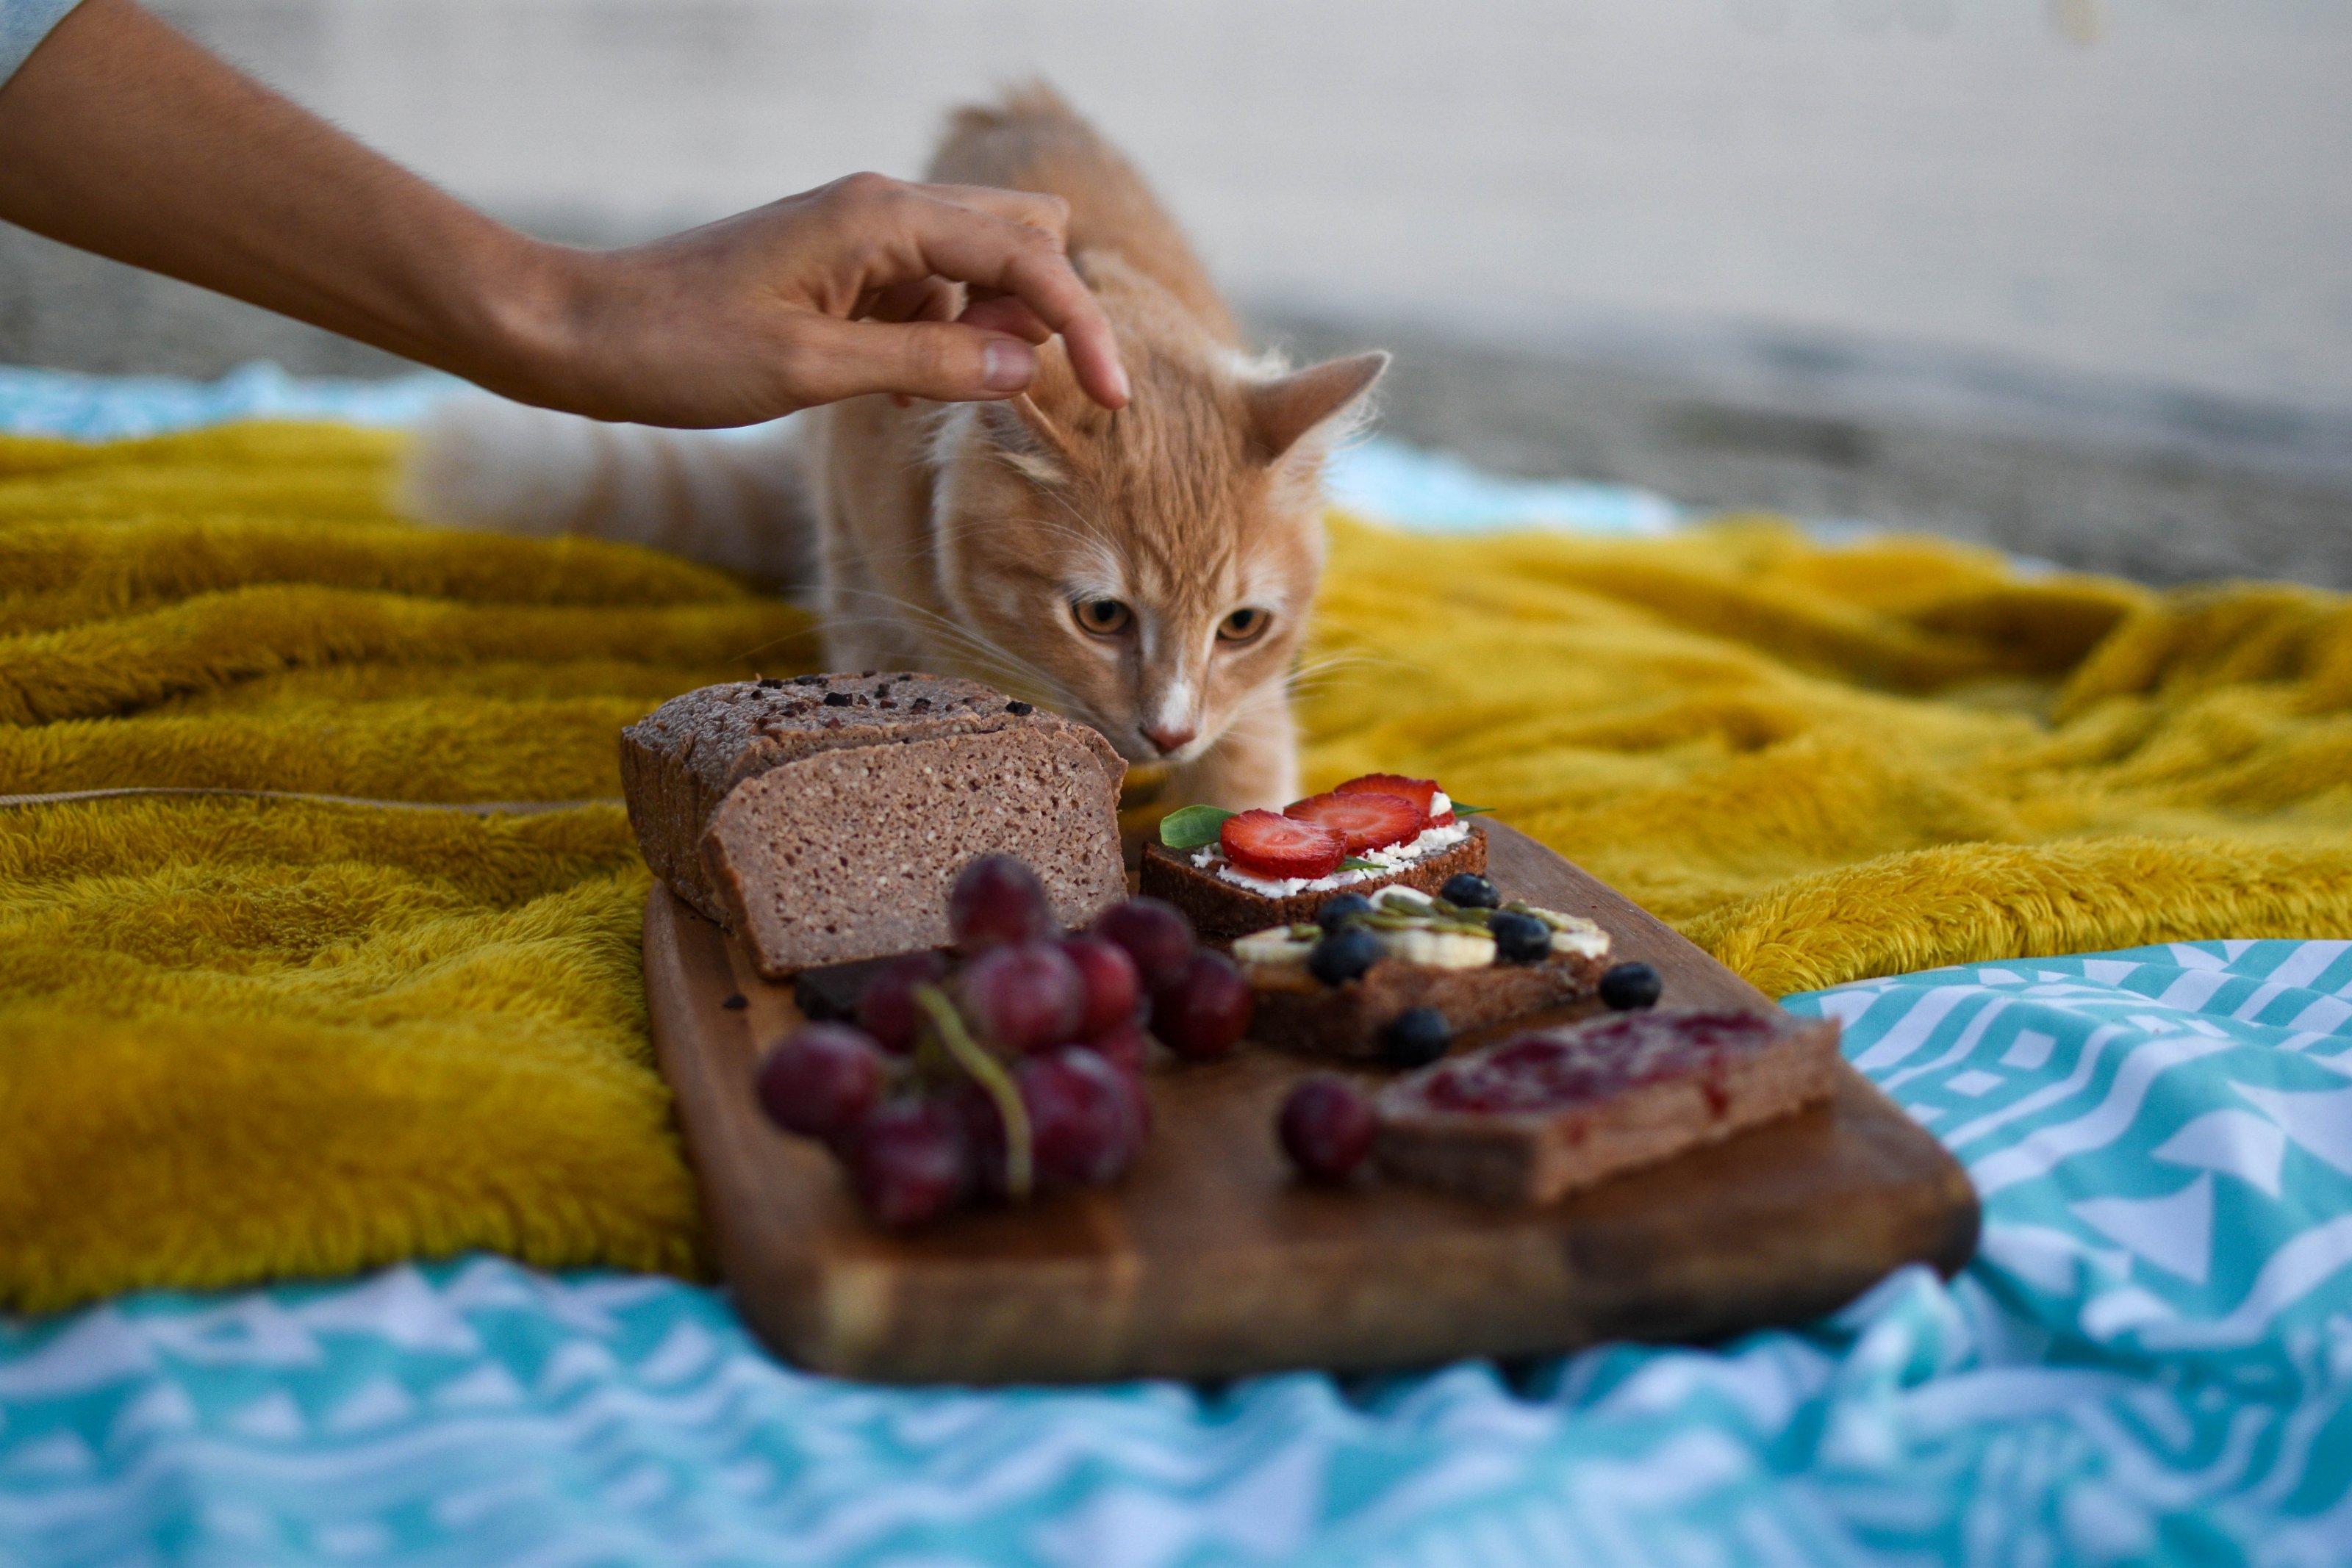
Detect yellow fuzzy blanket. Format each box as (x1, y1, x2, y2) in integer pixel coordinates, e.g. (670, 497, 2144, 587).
(4, 422, 2349, 1310)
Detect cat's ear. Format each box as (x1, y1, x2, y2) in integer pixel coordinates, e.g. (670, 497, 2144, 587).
(974, 389, 1080, 486)
(1247, 351, 1389, 464)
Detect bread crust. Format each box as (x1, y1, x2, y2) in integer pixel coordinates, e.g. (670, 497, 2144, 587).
(1138, 825, 1488, 941)
(1374, 1010, 1840, 1204)
(1249, 949, 1607, 1060)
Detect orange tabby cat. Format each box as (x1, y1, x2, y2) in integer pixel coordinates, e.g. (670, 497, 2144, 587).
(404, 87, 1384, 810)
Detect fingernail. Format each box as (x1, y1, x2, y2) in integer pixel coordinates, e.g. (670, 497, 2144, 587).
(983, 338, 1036, 392)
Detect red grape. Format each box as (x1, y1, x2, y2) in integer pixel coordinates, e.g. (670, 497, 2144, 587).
(1277, 1075, 1376, 1181)
(855, 952, 949, 1054)
(844, 1098, 969, 1226)
(1151, 949, 1252, 1060)
(948, 854, 1053, 951)
(1021, 1047, 1146, 1189)
(944, 1077, 1017, 1201)
(756, 1024, 883, 1140)
(1079, 1021, 1154, 1135)
(1058, 935, 1141, 1038)
(1083, 1017, 1151, 1076)
(953, 1048, 1147, 1196)
(1089, 897, 1196, 992)
(957, 941, 1086, 1053)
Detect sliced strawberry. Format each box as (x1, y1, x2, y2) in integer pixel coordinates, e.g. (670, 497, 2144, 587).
(1221, 810, 1345, 880)
(1285, 789, 1427, 853)
(1337, 772, 1453, 827)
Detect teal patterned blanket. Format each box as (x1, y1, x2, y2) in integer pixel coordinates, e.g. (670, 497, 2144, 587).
(4, 939, 2349, 1567)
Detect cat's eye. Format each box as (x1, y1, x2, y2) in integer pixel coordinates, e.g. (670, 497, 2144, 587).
(1073, 598, 1133, 636)
(1218, 607, 1270, 644)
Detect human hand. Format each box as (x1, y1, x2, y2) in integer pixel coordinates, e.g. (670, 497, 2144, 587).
(511, 173, 1130, 427)
(0, 0, 1126, 429)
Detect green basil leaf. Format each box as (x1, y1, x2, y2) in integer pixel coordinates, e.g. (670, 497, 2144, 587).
(1340, 856, 1383, 871)
(1158, 804, 1236, 849)
(1448, 802, 1494, 818)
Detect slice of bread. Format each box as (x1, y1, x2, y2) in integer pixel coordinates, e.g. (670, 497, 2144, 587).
(1248, 948, 1607, 1060)
(1138, 825, 1488, 941)
(1374, 1009, 1840, 1204)
(621, 674, 1127, 974)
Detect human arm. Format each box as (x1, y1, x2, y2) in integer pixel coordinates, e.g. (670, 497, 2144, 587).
(0, 0, 1129, 425)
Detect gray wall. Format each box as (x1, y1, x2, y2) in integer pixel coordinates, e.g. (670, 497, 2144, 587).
(7, 0, 2348, 583)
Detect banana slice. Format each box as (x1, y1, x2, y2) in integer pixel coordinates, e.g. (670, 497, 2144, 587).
(1235, 927, 1316, 968)
(1507, 902, 1612, 960)
(1549, 926, 1610, 960)
(1376, 925, 1496, 968)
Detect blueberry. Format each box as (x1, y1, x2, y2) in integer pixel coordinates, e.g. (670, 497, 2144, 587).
(1490, 910, 1552, 965)
(1316, 892, 1374, 932)
(1440, 873, 1499, 910)
(1380, 1006, 1451, 1068)
(1599, 961, 1663, 1010)
(1308, 926, 1384, 986)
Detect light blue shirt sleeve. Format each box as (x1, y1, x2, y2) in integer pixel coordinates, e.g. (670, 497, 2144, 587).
(1, 0, 83, 88)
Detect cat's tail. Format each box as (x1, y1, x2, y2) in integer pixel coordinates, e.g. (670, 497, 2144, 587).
(396, 394, 820, 592)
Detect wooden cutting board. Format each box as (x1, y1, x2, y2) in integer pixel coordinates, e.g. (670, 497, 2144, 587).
(642, 821, 1978, 1384)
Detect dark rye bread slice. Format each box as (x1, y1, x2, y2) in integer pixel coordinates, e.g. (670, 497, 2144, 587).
(1248, 948, 1608, 1060)
(1374, 1009, 1840, 1204)
(620, 673, 1127, 973)
(1138, 825, 1488, 942)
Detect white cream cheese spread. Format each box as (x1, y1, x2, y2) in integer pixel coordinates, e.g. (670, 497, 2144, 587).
(1191, 819, 1474, 897)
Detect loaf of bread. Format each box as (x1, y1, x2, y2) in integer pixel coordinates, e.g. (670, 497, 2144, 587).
(621, 674, 1128, 974)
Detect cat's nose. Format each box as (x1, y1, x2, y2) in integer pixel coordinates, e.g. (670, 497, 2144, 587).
(1141, 721, 1198, 756)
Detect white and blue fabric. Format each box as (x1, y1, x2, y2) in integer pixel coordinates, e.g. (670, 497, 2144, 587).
(0, 0, 78, 87)
(0, 362, 1681, 537)
(0, 363, 461, 442)
(1322, 438, 1682, 538)
(4, 940, 2351, 1567)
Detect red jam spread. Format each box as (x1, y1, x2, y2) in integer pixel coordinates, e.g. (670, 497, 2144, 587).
(1410, 1009, 1778, 1115)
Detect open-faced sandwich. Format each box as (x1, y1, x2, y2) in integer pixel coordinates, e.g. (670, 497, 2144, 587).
(1234, 879, 1612, 1065)
(1139, 774, 1491, 940)
(1270, 1005, 1840, 1197)
(1372, 1007, 1841, 1203)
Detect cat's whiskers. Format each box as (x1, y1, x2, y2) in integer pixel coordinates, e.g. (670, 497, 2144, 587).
(822, 602, 1053, 692)
(821, 588, 1086, 713)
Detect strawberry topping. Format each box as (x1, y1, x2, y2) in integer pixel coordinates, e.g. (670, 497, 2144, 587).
(1220, 810, 1346, 880)
(1334, 772, 1453, 826)
(1285, 789, 1428, 853)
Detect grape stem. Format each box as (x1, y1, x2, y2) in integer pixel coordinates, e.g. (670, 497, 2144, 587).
(911, 983, 1033, 1201)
